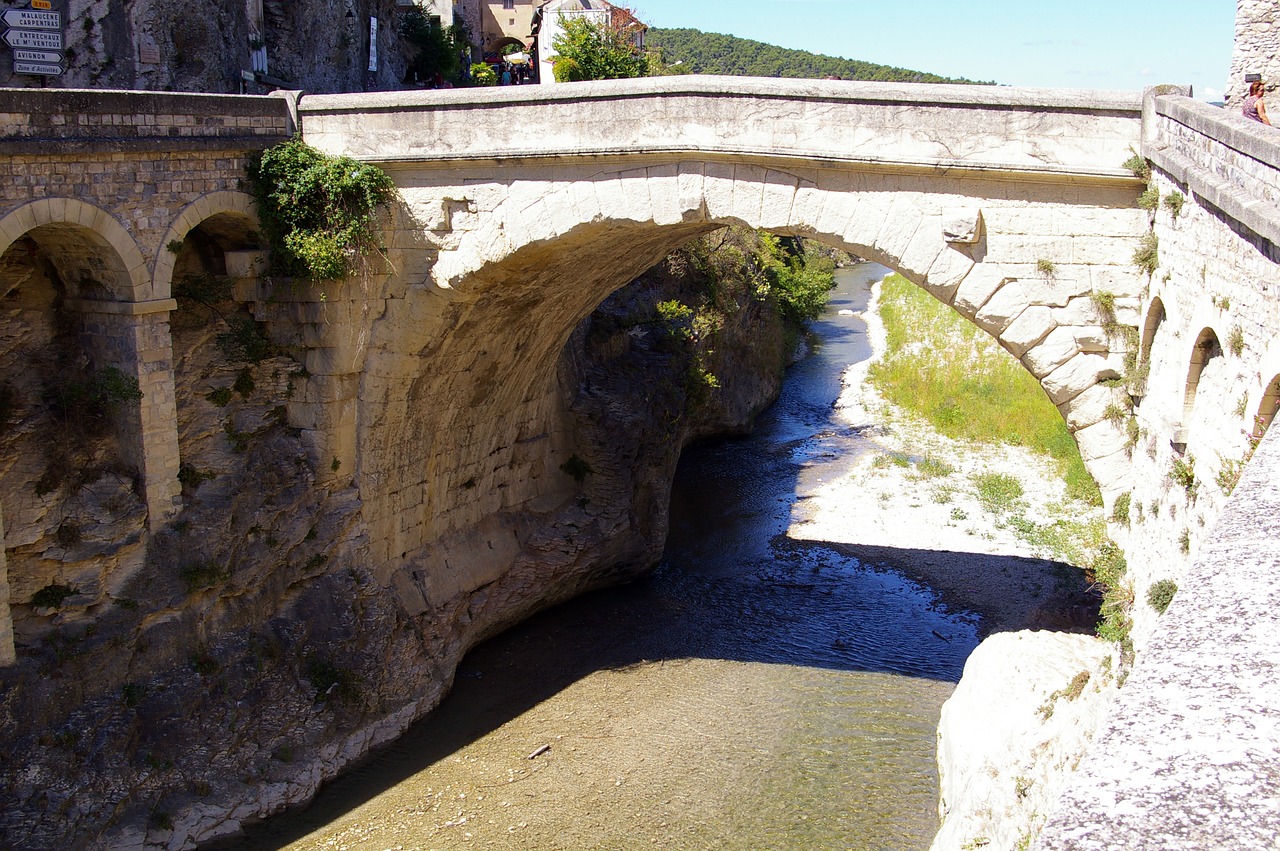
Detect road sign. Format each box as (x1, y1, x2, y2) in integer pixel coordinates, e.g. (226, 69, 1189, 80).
(3, 28, 63, 49)
(14, 48, 60, 63)
(31, 0, 53, 8)
(1, 9, 60, 29)
(14, 60, 62, 76)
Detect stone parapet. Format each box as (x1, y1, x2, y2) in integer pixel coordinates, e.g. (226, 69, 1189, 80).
(297, 76, 1143, 181)
(1146, 94, 1280, 250)
(0, 88, 293, 155)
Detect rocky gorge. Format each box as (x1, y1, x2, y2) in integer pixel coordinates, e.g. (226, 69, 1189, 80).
(0, 228, 819, 847)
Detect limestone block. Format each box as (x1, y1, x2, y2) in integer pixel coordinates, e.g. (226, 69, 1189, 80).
(788, 182, 826, 232)
(1090, 265, 1147, 299)
(1060, 383, 1124, 431)
(757, 170, 799, 230)
(1018, 275, 1090, 308)
(591, 175, 630, 224)
(999, 306, 1055, 357)
(1071, 236, 1139, 266)
(644, 164, 684, 226)
(566, 177, 604, 226)
(924, 243, 976, 301)
(813, 192, 862, 244)
(841, 192, 889, 252)
(225, 250, 268, 279)
(873, 196, 924, 265)
(1040, 353, 1118, 404)
(1084, 444, 1132, 494)
(676, 162, 707, 221)
(1052, 296, 1100, 326)
(729, 164, 768, 224)
(952, 265, 1009, 319)
(1072, 326, 1111, 353)
(975, 279, 1030, 334)
(701, 161, 737, 222)
(898, 216, 945, 284)
(1024, 327, 1085, 379)
(942, 206, 983, 244)
(616, 168, 655, 224)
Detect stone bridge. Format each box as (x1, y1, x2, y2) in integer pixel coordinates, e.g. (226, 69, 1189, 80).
(0, 78, 1277, 847)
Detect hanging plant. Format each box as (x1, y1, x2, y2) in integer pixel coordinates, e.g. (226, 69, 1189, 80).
(247, 136, 397, 281)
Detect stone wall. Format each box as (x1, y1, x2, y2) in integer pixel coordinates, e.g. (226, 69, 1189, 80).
(1034, 90, 1280, 848)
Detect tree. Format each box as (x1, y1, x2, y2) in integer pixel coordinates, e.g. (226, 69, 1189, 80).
(399, 7, 465, 84)
(551, 15, 647, 82)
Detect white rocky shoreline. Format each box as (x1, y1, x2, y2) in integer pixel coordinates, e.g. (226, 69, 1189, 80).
(790, 276, 1124, 851)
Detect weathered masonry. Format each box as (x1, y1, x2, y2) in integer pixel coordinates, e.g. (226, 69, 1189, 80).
(0, 78, 1278, 846)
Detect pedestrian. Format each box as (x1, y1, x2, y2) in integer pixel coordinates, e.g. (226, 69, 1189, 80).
(1243, 78, 1272, 126)
(501, 66, 512, 86)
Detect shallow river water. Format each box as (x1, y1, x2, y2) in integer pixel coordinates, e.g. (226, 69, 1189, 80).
(236, 263, 981, 850)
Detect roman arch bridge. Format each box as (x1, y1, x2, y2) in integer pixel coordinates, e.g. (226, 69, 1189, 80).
(1, 79, 1278, 847)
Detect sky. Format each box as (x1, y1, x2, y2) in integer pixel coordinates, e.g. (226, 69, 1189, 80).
(628, 0, 1239, 101)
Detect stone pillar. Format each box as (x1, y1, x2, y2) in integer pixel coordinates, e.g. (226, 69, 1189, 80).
(0, 505, 13, 667)
(67, 298, 183, 531)
(242, 277, 376, 486)
(1226, 0, 1280, 108)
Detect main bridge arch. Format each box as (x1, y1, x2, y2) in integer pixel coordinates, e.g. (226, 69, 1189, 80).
(353, 155, 1148, 588)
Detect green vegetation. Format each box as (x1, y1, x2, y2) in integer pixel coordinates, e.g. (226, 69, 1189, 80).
(1090, 540, 1132, 644)
(1036, 257, 1057, 279)
(1228, 324, 1245, 357)
(399, 6, 464, 84)
(178, 559, 230, 593)
(305, 655, 363, 705)
(1147, 579, 1178, 614)
(974, 472, 1025, 514)
(1164, 190, 1185, 220)
(868, 274, 1099, 504)
(1122, 150, 1152, 181)
(1133, 232, 1159, 276)
(646, 28, 990, 83)
(1037, 669, 1091, 720)
(1169, 455, 1197, 498)
(1110, 492, 1131, 525)
(469, 62, 496, 86)
(31, 583, 79, 609)
(206, 387, 233, 407)
(560, 454, 593, 483)
(552, 16, 647, 81)
(1137, 182, 1160, 211)
(247, 137, 397, 281)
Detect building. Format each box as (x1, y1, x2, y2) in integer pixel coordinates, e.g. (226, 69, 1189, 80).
(535, 0, 646, 84)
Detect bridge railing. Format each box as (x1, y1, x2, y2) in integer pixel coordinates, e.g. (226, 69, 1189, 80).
(1144, 93, 1280, 250)
(296, 75, 1142, 180)
(0, 88, 294, 154)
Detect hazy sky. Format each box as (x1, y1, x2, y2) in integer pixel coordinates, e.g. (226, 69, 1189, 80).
(630, 0, 1238, 101)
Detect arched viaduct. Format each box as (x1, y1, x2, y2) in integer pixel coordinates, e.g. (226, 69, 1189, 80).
(0, 78, 1278, 847)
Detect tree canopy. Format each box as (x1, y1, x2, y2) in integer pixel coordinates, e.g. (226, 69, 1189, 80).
(551, 16, 648, 82)
(646, 28, 991, 84)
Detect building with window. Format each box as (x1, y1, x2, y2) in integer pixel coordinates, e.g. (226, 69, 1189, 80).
(535, 0, 645, 84)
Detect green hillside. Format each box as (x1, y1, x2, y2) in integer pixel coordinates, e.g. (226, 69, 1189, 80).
(646, 28, 991, 84)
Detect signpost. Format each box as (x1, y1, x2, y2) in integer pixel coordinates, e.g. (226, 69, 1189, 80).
(4, 3, 64, 78)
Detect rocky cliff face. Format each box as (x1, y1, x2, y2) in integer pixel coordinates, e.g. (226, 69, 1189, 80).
(0, 233, 795, 848)
(0, 0, 412, 93)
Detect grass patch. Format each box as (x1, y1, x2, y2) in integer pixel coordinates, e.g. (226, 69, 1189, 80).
(869, 275, 1100, 505)
(973, 472, 1024, 514)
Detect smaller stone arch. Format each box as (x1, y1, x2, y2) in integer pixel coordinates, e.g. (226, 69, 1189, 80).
(153, 191, 261, 300)
(0, 199, 148, 301)
(1183, 327, 1224, 426)
(1253, 375, 1280, 442)
(1139, 296, 1166, 367)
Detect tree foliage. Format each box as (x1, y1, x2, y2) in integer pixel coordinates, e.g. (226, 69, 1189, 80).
(399, 8, 465, 84)
(247, 137, 397, 281)
(645, 28, 990, 83)
(551, 15, 648, 81)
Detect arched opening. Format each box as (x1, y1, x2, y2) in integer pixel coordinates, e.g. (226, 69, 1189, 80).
(1253, 374, 1280, 444)
(0, 226, 148, 645)
(1136, 297, 1165, 395)
(1182, 327, 1223, 428)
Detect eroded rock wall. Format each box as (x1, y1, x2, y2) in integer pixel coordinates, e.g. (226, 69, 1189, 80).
(0, 233, 793, 848)
(0, 0, 411, 93)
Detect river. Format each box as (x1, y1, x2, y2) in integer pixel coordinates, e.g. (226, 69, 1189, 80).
(232, 263, 980, 850)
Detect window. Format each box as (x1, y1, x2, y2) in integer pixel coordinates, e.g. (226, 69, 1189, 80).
(502, 0, 514, 9)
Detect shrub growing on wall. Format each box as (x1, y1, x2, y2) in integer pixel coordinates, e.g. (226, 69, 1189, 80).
(247, 137, 398, 281)
(551, 15, 648, 81)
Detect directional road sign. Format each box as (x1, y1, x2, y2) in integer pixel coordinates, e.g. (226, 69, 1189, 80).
(3, 28, 63, 50)
(1, 9, 60, 29)
(14, 48, 61, 63)
(14, 61, 62, 76)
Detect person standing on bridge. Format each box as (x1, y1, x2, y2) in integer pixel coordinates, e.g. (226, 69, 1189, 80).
(1243, 78, 1272, 126)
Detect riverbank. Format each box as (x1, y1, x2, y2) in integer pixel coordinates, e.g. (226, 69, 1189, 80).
(790, 275, 1103, 637)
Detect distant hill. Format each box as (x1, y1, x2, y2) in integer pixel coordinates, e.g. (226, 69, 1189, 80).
(646, 28, 991, 84)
